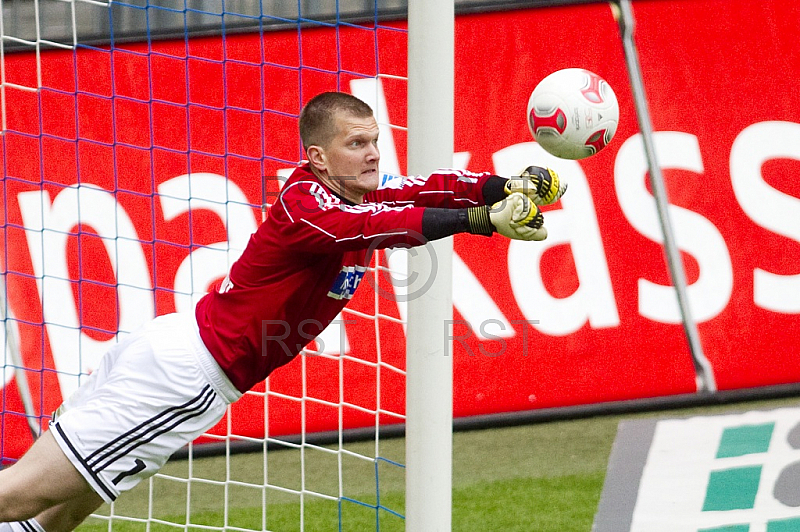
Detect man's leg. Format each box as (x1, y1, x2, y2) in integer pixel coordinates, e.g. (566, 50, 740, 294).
(0, 430, 101, 523)
(33, 495, 104, 532)
(0, 496, 103, 532)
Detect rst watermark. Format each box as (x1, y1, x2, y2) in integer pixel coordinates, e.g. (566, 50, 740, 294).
(262, 318, 540, 358)
(364, 229, 438, 303)
(448, 319, 539, 357)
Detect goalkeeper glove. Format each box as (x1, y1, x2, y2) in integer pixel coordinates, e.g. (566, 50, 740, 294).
(488, 192, 547, 241)
(504, 166, 566, 206)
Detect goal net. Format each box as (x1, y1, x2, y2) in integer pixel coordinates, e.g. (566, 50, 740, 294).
(0, 0, 427, 530)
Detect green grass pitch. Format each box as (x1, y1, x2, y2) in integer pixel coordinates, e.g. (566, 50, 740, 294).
(77, 396, 799, 532)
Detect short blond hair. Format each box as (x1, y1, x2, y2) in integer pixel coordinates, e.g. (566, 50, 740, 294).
(299, 92, 374, 151)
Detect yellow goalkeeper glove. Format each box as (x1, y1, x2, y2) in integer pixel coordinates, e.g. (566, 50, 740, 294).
(504, 166, 566, 206)
(488, 192, 547, 241)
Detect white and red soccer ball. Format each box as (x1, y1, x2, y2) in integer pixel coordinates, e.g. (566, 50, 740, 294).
(527, 68, 619, 160)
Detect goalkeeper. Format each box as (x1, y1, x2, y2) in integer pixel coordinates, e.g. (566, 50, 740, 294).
(0, 91, 566, 532)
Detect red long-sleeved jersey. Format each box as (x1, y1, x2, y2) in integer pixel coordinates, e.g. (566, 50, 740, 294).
(195, 163, 492, 392)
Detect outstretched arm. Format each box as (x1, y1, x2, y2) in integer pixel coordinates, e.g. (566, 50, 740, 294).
(420, 165, 566, 242)
(268, 167, 564, 253)
(420, 192, 547, 242)
(369, 165, 566, 210)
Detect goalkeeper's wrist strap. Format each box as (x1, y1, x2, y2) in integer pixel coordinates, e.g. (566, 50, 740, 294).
(461, 206, 494, 236)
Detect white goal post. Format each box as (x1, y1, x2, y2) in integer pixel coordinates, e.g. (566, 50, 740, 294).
(406, 0, 455, 530)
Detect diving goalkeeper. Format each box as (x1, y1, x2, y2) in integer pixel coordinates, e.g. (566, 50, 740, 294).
(0, 91, 565, 532)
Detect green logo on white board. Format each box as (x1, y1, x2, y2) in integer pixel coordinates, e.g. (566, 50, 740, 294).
(594, 407, 800, 532)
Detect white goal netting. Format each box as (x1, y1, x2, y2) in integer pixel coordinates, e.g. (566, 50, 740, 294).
(0, 1, 411, 530)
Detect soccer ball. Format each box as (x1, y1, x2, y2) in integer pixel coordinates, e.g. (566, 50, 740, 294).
(527, 68, 619, 160)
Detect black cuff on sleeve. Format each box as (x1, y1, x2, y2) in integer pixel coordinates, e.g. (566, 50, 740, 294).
(420, 208, 467, 241)
(420, 207, 495, 241)
(482, 176, 508, 206)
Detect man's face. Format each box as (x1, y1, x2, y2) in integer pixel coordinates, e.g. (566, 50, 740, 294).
(313, 111, 381, 203)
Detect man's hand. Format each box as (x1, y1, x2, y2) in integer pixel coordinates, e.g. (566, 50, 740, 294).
(504, 166, 566, 206)
(489, 192, 547, 241)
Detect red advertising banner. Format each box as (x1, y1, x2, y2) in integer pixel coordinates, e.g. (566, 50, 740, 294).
(1, 0, 799, 461)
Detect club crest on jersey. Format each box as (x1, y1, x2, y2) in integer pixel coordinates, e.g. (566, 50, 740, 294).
(328, 265, 367, 300)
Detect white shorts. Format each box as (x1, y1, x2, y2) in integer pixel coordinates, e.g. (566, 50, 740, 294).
(50, 313, 242, 503)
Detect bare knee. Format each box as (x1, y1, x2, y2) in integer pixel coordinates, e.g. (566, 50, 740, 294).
(36, 495, 104, 532)
(0, 472, 101, 528)
(0, 473, 48, 521)
(0, 430, 97, 522)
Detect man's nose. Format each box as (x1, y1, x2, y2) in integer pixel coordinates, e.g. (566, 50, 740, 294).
(368, 142, 380, 160)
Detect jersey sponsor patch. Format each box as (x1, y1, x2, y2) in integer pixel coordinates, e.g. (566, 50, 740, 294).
(327, 265, 367, 300)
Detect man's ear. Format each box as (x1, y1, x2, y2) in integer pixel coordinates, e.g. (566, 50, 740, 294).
(306, 145, 326, 172)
